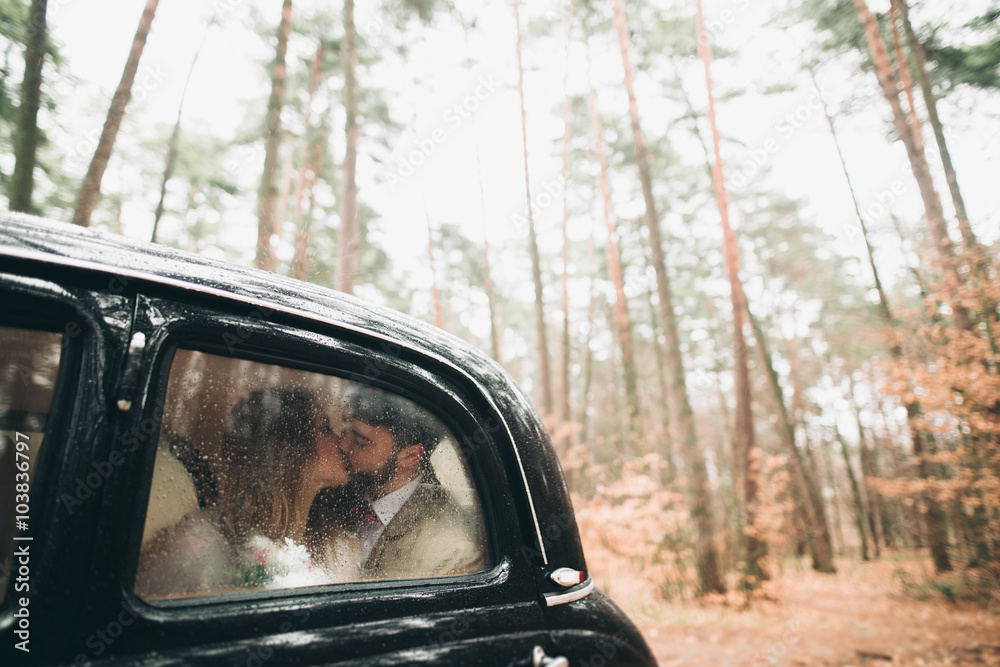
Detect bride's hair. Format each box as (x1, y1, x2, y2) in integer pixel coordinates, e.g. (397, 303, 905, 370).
(217, 387, 326, 544)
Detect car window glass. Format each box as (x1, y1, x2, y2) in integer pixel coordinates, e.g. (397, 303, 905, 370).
(135, 348, 489, 601)
(0, 326, 63, 605)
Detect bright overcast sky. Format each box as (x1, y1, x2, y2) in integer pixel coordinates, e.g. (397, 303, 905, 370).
(46, 0, 1000, 308)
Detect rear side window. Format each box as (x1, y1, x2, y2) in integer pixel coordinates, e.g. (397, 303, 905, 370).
(0, 326, 63, 604)
(135, 348, 490, 601)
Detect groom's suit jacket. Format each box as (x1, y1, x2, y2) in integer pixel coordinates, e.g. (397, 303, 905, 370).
(362, 483, 487, 580)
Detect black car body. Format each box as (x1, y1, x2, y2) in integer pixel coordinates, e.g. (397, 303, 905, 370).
(0, 214, 655, 666)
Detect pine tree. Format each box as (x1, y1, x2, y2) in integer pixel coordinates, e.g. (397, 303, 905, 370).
(73, 0, 160, 227)
(559, 0, 577, 437)
(696, 0, 765, 588)
(289, 40, 327, 280)
(254, 0, 293, 271)
(835, 424, 872, 560)
(152, 23, 209, 243)
(586, 63, 642, 451)
(8, 0, 45, 212)
(612, 0, 724, 595)
(337, 0, 359, 293)
(852, 0, 967, 335)
(513, 0, 554, 416)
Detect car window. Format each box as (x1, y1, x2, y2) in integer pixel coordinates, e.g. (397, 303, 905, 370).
(135, 348, 489, 601)
(0, 325, 63, 605)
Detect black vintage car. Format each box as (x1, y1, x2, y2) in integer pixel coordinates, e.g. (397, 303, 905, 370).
(0, 214, 655, 666)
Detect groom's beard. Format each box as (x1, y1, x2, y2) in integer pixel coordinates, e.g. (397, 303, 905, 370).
(353, 453, 398, 498)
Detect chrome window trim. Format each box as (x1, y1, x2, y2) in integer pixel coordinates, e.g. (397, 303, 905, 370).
(0, 245, 550, 565)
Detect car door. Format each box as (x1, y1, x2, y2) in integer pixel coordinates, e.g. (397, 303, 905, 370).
(0, 257, 133, 666)
(77, 291, 561, 666)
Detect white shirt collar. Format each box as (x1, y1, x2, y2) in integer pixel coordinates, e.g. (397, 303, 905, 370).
(371, 477, 420, 527)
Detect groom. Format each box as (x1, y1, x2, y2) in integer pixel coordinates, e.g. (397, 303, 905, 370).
(337, 386, 486, 580)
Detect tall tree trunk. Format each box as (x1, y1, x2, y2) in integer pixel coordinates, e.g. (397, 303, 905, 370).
(893, 0, 976, 254)
(699, 293, 745, 572)
(852, 0, 969, 330)
(273, 131, 295, 240)
(152, 24, 209, 243)
(648, 281, 674, 481)
(559, 1, 576, 432)
(787, 327, 807, 429)
(607, 306, 631, 455)
(850, 378, 883, 558)
(292, 137, 322, 282)
(820, 438, 846, 555)
(814, 73, 949, 564)
(875, 433, 902, 550)
(890, 213, 930, 297)
(612, 0, 723, 594)
(860, 439, 884, 557)
(150, 109, 182, 243)
(425, 211, 443, 329)
(290, 42, 325, 280)
(835, 426, 871, 560)
(811, 84, 944, 557)
(513, 0, 553, 416)
(747, 306, 837, 573)
(461, 13, 501, 363)
(674, 72, 745, 500)
(911, 420, 953, 570)
(888, 4, 924, 154)
(9, 0, 47, 213)
(579, 231, 597, 450)
(337, 0, 360, 293)
(72, 0, 159, 227)
(849, 5, 958, 571)
(881, 214, 951, 569)
(894, 0, 997, 352)
(696, 0, 764, 589)
(809, 66, 897, 347)
(478, 169, 501, 361)
(253, 0, 292, 270)
(587, 78, 642, 450)
(787, 334, 827, 512)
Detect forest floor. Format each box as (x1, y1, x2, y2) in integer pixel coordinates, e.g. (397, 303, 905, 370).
(605, 555, 1000, 666)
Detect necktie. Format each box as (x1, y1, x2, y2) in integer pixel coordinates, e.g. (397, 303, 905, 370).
(351, 502, 380, 525)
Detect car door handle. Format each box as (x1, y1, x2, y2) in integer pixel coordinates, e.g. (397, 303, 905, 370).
(532, 645, 569, 667)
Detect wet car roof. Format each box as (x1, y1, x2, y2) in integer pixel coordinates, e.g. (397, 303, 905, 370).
(0, 211, 585, 573)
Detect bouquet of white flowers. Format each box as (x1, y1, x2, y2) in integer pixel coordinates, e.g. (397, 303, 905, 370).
(239, 535, 331, 589)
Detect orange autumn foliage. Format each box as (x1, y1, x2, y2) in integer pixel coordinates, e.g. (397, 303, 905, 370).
(571, 449, 792, 601)
(871, 250, 1000, 573)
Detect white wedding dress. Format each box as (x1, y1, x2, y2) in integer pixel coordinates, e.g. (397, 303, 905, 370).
(318, 531, 365, 584)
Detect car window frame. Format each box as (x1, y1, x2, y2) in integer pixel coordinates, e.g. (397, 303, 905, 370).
(78, 291, 547, 663)
(0, 264, 134, 665)
(131, 340, 503, 602)
(0, 315, 74, 603)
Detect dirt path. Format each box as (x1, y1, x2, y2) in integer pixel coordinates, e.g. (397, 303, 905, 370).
(612, 559, 999, 666)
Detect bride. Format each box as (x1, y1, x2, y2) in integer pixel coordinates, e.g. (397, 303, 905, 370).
(135, 387, 362, 598)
